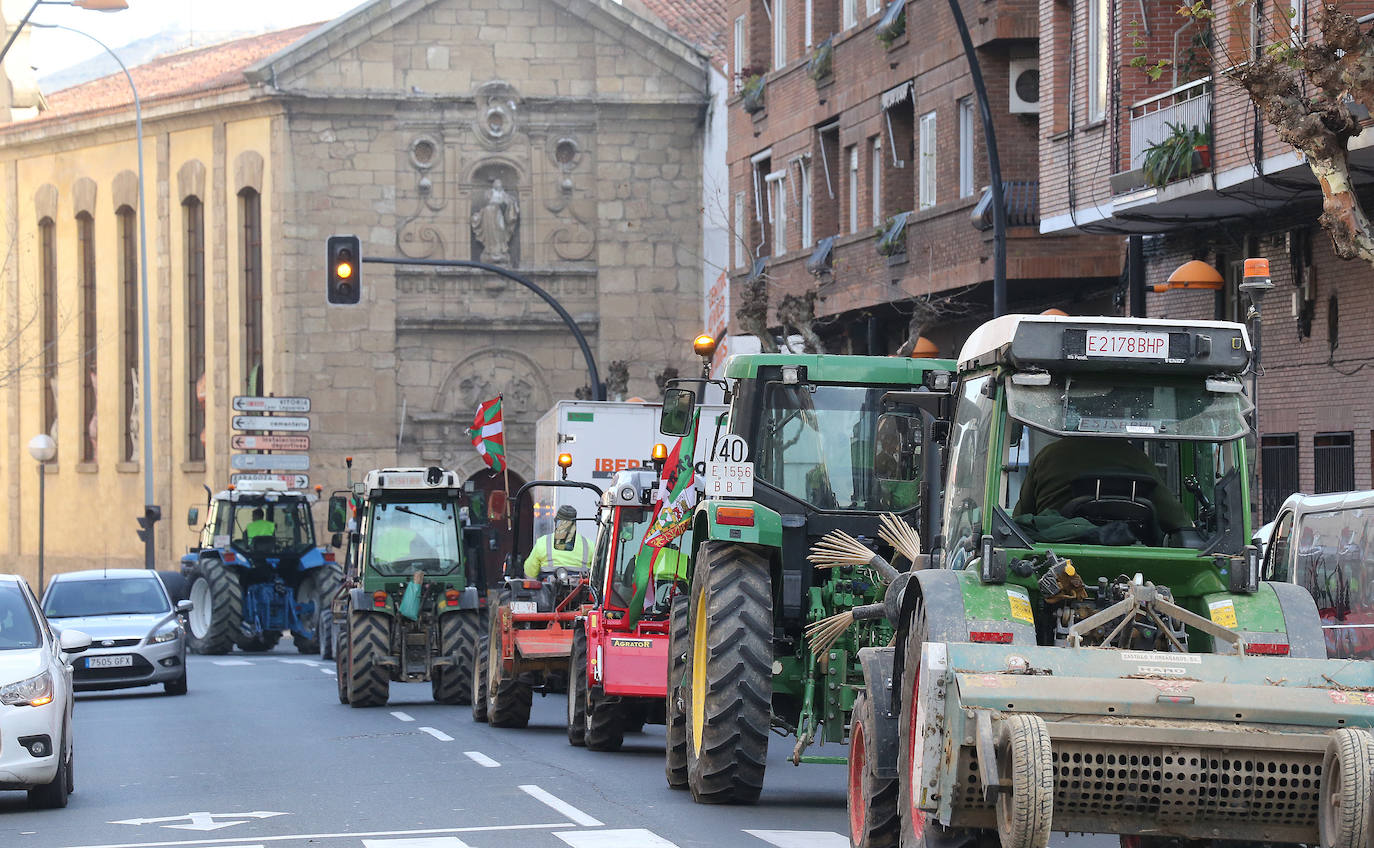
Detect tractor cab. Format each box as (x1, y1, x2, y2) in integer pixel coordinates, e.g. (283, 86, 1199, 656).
(354, 467, 468, 585)
(589, 469, 685, 625)
(201, 481, 318, 564)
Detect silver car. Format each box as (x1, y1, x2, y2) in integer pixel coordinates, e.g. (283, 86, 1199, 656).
(41, 570, 191, 695)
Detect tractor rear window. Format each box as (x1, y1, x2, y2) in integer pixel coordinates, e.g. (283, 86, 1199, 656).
(366, 500, 463, 576)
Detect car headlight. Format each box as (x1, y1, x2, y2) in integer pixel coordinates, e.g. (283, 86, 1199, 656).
(0, 671, 53, 707)
(151, 623, 183, 644)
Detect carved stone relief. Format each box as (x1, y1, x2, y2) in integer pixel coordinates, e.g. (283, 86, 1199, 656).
(543, 135, 595, 262)
(397, 133, 447, 259)
(474, 80, 520, 150)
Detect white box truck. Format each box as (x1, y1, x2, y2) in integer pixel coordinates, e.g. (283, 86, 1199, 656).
(531, 399, 728, 538)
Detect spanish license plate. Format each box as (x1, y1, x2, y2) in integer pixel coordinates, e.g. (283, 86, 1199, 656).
(509, 601, 537, 615)
(1085, 330, 1168, 359)
(87, 655, 133, 669)
(705, 461, 755, 497)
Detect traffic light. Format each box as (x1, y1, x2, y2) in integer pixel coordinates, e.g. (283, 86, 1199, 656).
(327, 235, 361, 305)
(136, 505, 161, 544)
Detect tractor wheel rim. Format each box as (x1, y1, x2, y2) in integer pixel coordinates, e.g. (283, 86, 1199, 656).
(907, 647, 927, 838)
(690, 580, 709, 755)
(189, 578, 212, 639)
(848, 709, 868, 842)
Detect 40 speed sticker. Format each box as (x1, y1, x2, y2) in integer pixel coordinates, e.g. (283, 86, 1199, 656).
(1006, 587, 1034, 624)
(1208, 599, 1239, 629)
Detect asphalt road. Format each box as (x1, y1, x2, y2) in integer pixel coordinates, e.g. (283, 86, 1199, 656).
(0, 646, 1115, 848)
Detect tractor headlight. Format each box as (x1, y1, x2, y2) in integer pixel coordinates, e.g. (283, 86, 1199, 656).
(151, 623, 183, 644)
(0, 671, 53, 707)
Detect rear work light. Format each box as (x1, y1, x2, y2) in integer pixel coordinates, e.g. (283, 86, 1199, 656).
(970, 631, 1014, 644)
(323, 551, 336, 563)
(1244, 642, 1289, 656)
(221, 552, 237, 564)
(716, 507, 754, 527)
(372, 590, 388, 609)
(445, 589, 461, 607)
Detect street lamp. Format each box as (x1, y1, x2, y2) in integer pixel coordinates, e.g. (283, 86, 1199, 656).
(26, 433, 55, 593)
(1239, 258, 1274, 427)
(34, 21, 156, 569)
(0, 0, 127, 68)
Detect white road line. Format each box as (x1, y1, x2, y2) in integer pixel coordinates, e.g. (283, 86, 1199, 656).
(363, 838, 471, 848)
(210, 660, 253, 666)
(463, 750, 499, 768)
(319, 668, 336, 675)
(276, 659, 322, 666)
(59, 821, 572, 848)
(745, 831, 849, 848)
(518, 785, 603, 827)
(555, 829, 679, 847)
(419, 726, 453, 742)
(391, 711, 415, 722)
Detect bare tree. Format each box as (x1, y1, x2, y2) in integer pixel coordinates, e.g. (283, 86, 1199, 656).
(892, 289, 981, 357)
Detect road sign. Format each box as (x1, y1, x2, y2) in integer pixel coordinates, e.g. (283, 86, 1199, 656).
(230, 473, 309, 489)
(232, 396, 311, 413)
(231, 434, 311, 451)
(231, 415, 310, 432)
(230, 454, 310, 472)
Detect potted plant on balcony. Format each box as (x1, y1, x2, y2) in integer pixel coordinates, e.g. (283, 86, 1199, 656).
(875, 212, 912, 263)
(739, 68, 766, 115)
(1191, 125, 1212, 170)
(1142, 122, 1202, 186)
(876, 0, 907, 48)
(807, 37, 834, 84)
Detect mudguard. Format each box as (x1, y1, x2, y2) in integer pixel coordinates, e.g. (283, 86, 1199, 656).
(299, 547, 326, 570)
(893, 568, 970, 716)
(857, 646, 898, 779)
(1268, 580, 1327, 658)
(457, 586, 480, 610)
(349, 587, 393, 614)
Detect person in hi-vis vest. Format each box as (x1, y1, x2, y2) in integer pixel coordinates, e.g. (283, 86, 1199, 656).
(523, 504, 591, 578)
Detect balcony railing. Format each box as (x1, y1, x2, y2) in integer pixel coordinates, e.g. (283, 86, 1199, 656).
(971, 181, 1040, 230)
(1129, 77, 1211, 171)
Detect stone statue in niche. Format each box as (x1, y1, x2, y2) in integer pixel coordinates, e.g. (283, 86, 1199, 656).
(470, 178, 520, 265)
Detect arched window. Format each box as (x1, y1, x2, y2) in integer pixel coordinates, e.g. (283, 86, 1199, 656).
(184, 197, 205, 461)
(76, 212, 96, 461)
(116, 205, 138, 463)
(239, 188, 263, 395)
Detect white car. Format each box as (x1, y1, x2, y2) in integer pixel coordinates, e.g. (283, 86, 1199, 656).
(0, 574, 89, 808)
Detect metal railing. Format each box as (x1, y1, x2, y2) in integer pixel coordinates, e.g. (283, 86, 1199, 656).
(1129, 77, 1212, 170)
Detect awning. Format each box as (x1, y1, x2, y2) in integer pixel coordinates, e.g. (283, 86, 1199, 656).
(881, 80, 913, 111)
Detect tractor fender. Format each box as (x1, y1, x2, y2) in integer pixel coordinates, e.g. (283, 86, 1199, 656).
(348, 587, 393, 615)
(457, 586, 480, 610)
(857, 646, 899, 779)
(1266, 580, 1327, 659)
(892, 569, 969, 717)
(297, 547, 327, 570)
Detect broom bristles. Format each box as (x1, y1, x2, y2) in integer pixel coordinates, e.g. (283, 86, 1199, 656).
(807, 530, 876, 569)
(878, 513, 922, 564)
(805, 610, 856, 655)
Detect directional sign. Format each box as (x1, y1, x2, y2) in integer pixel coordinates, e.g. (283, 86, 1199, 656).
(230, 453, 310, 472)
(231, 473, 309, 489)
(232, 396, 310, 413)
(231, 434, 311, 451)
(111, 810, 287, 832)
(232, 415, 310, 432)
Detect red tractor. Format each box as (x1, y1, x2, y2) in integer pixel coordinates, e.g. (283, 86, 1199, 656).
(566, 465, 691, 752)
(471, 473, 600, 728)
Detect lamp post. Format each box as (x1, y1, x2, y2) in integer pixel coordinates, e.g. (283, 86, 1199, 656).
(26, 434, 55, 593)
(1239, 259, 1274, 430)
(0, 0, 127, 67)
(35, 21, 156, 568)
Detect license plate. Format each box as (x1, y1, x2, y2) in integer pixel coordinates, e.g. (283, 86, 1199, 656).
(1085, 331, 1168, 359)
(705, 461, 755, 497)
(509, 601, 537, 614)
(87, 655, 133, 669)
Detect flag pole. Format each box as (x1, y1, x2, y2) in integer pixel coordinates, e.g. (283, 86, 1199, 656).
(500, 393, 512, 533)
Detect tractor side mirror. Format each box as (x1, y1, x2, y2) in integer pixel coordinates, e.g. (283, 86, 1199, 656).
(327, 495, 348, 533)
(186, 506, 199, 527)
(331, 532, 344, 549)
(660, 388, 696, 437)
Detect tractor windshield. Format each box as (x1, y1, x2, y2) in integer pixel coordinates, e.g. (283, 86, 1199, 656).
(365, 499, 463, 577)
(1004, 374, 1251, 440)
(229, 500, 315, 555)
(756, 384, 923, 513)
(607, 506, 655, 608)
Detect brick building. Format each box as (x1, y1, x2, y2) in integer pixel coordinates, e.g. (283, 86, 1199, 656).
(720, 0, 1121, 359)
(1039, 0, 1374, 516)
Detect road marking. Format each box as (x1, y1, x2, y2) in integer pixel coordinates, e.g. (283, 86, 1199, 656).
(419, 726, 453, 742)
(745, 831, 849, 848)
(363, 839, 471, 848)
(60, 821, 572, 848)
(210, 660, 253, 666)
(110, 812, 287, 832)
(463, 750, 499, 768)
(518, 785, 603, 827)
(276, 659, 321, 666)
(391, 711, 415, 722)
(555, 829, 679, 847)
(319, 668, 336, 675)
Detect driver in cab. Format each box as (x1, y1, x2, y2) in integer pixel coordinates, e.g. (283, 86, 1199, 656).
(1014, 436, 1191, 534)
(371, 507, 438, 565)
(524, 504, 591, 578)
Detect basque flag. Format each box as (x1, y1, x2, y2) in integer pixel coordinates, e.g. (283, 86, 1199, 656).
(467, 396, 506, 474)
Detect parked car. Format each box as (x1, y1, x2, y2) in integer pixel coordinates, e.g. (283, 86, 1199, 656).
(1263, 490, 1374, 659)
(0, 574, 89, 808)
(42, 570, 191, 695)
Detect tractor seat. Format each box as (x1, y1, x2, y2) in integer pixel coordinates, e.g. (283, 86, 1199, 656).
(250, 535, 276, 552)
(1060, 472, 1161, 546)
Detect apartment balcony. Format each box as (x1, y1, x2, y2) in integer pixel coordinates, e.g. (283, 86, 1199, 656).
(1128, 77, 1212, 171)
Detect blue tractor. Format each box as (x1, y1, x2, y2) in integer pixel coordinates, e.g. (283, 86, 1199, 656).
(181, 481, 342, 654)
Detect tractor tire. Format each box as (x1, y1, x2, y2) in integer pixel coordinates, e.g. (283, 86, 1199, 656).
(294, 564, 343, 655)
(471, 633, 490, 723)
(346, 611, 391, 708)
(1320, 729, 1374, 848)
(486, 609, 532, 728)
(585, 688, 626, 752)
(432, 611, 481, 705)
(185, 558, 242, 655)
(335, 621, 350, 705)
(684, 542, 772, 805)
(665, 592, 689, 789)
(237, 630, 282, 653)
(848, 690, 899, 848)
(567, 628, 589, 746)
(623, 703, 647, 734)
(995, 714, 1053, 848)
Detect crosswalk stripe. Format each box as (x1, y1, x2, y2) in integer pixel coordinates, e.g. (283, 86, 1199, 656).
(555, 829, 680, 847)
(211, 660, 253, 666)
(362, 838, 471, 848)
(745, 831, 849, 848)
(519, 785, 603, 827)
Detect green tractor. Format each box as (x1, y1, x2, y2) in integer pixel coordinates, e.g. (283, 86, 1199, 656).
(846, 313, 1374, 848)
(329, 466, 484, 708)
(662, 352, 956, 805)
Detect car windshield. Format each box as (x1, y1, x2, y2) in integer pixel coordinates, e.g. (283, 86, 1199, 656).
(229, 500, 316, 553)
(1005, 375, 1251, 440)
(365, 499, 463, 576)
(44, 578, 170, 618)
(756, 383, 924, 512)
(0, 584, 40, 649)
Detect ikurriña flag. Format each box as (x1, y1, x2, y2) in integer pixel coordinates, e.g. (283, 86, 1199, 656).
(467, 396, 506, 474)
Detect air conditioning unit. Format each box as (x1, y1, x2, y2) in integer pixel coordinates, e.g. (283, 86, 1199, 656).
(1009, 58, 1040, 114)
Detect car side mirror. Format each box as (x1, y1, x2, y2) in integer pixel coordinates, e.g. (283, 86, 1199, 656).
(186, 506, 199, 526)
(660, 388, 696, 437)
(59, 629, 91, 654)
(176, 599, 194, 615)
